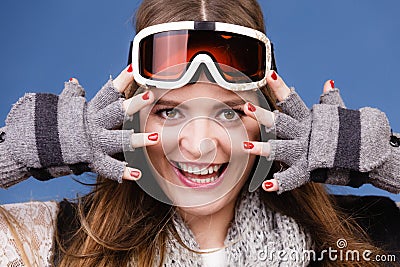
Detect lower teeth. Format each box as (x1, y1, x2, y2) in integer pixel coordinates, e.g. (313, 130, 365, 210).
(189, 176, 218, 184)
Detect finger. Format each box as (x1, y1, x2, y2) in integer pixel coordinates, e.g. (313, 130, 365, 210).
(91, 154, 127, 183)
(98, 131, 159, 155)
(274, 111, 304, 139)
(266, 70, 291, 102)
(323, 79, 335, 94)
(97, 129, 133, 155)
(319, 80, 346, 108)
(244, 102, 275, 129)
(113, 64, 135, 94)
(245, 103, 305, 140)
(262, 179, 279, 192)
(95, 91, 155, 129)
(123, 166, 142, 181)
(123, 91, 154, 116)
(267, 71, 310, 120)
(60, 78, 85, 98)
(273, 163, 309, 193)
(90, 79, 124, 111)
(131, 132, 159, 148)
(242, 141, 272, 158)
(243, 140, 303, 166)
(94, 98, 125, 130)
(277, 92, 310, 121)
(269, 140, 303, 165)
(69, 77, 79, 84)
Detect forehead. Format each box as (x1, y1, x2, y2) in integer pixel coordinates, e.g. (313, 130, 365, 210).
(151, 83, 258, 104)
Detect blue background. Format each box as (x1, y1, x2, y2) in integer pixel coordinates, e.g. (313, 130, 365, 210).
(0, 0, 399, 204)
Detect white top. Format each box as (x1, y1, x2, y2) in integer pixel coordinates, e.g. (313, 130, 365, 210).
(201, 248, 227, 267)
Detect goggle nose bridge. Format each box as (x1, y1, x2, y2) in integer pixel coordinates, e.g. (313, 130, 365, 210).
(188, 62, 217, 84)
(185, 53, 242, 86)
(187, 53, 222, 84)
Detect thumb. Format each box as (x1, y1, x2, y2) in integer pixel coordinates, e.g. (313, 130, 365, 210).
(61, 78, 86, 98)
(319, 80, 346, 108)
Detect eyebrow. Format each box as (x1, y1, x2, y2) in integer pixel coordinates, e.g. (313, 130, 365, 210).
(154, 98, 246, 108)
(219, 99, 246, 107)
(154, 99, 182, 107)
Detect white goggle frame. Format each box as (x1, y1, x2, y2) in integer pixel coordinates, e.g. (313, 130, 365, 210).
(131, 21, 272, 91)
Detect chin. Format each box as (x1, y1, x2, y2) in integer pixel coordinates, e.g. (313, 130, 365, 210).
(177, 189, 238, 217)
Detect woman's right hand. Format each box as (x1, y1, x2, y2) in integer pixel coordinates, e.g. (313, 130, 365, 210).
(0, 65, 159, 186)
(242, 71, 395, 194)
(76, 64, 159, 181)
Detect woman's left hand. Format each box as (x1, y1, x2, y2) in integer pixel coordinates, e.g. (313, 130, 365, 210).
(243, 71, 392, 194)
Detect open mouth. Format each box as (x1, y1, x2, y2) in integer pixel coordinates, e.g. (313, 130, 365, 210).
(170, 161, 228, 189)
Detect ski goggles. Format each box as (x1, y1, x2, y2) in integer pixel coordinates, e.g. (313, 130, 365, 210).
(128, 21, 276, 91)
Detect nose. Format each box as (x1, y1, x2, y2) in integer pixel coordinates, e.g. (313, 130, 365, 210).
(179, 117, 218, 161)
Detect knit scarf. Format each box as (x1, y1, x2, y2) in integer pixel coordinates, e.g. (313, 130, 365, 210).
(161, 189, 313, 266)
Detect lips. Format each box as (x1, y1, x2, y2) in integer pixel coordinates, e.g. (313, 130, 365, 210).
(170, 161, 228, 189)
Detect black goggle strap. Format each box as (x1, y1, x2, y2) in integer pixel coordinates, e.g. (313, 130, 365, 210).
(127, 40, 133, 66)
(126, 40, 278, 72)
(270, 42, 278, 72)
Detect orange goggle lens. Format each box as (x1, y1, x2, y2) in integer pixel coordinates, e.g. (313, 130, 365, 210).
(139, 30, 266, 83)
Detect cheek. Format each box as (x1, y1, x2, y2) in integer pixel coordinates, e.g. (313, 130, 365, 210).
(243, 117, 261, 140)
(141, 114, 166, 165)
(146, 142, 164, 168)
(142, 114, 187, 170)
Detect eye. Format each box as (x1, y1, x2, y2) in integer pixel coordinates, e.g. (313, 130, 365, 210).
(223, 110, 236, 120)
(159, 108, 182, 120)
(217, 109, 242, 121)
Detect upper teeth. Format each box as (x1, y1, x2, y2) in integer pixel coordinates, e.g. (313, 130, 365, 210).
(177, 163, 222, 175)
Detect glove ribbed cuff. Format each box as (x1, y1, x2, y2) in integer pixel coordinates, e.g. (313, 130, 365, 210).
(369, 134, 400, 194)
(0, 128, 29, 188)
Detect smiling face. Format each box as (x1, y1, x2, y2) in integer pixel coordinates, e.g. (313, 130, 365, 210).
(139, 82, 260, 215)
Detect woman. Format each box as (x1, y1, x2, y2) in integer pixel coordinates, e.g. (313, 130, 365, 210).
(0, 0, 399, 266)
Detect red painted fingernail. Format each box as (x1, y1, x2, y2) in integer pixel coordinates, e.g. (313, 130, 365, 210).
(130, 170, 140, 178)
(148, 133, 158, 141)
(142, 91, 150, 100)
(243, 141, 254, 149)
(330, 80, 335, 89)
(271, 71, 278, 81)
(127, 64, 133, 73)
(247, 103, 256, 112)
(263, 181, 274, 189)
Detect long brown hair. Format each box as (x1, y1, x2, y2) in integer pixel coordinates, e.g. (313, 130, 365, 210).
(56, 1, 388, 266)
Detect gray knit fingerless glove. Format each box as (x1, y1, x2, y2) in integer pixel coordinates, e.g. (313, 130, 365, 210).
(270, 89, 400, 194)
(0, 79, 132, 188)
